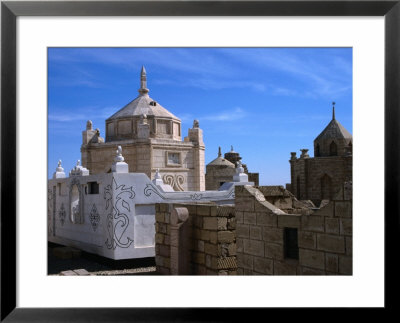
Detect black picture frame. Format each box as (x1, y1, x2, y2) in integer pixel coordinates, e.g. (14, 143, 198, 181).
(1, 1, 398, 321)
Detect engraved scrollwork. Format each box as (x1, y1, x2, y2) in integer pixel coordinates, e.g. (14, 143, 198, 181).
(59, 203, 66, 226)
(89, 204, 100, 232)
(163, 174, 185, 191)
(103, 178, 135, 249)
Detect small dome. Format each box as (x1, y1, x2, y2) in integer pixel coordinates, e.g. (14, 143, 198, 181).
(207, 156, 235, 167)
(106, 95, 179, 121)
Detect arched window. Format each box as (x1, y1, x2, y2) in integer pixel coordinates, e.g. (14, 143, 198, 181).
(315, 143, 320, 157)
(329, 141, 337, 156)
(321, 174, 332, 200)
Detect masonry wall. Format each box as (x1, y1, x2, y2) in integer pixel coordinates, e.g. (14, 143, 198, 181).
(235, 185, 352, 275)
(155, 202, 237, 275)
(290, 155, 352, 205)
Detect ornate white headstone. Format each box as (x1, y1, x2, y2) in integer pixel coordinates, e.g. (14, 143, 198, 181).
(233, 160, 249, 182)
(111, 146, 129, 173)
(53, 160, 66, 179)
(69, 160, 89, 176)
(152, 168, 164, 186)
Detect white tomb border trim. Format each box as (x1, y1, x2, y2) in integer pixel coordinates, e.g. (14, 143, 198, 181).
(143, 183, 235, 201)
(68, 177, 84, 224)
(103, 178, 135, 250)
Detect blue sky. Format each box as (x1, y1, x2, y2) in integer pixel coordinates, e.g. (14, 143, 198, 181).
(48, 47, 352, 185)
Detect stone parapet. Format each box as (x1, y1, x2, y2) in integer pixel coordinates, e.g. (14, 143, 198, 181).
(155, 202, 237, 275)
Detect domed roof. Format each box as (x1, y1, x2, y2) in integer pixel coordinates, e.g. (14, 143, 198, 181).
(106, 94, 179, 121)
(207, 147, 235, 167)
(314, 104, 352, 142)
(208, 156, 235, 167)
(106, 66, 179, 121)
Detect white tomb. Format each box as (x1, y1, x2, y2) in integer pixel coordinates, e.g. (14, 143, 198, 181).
(48, 147, 253, 260)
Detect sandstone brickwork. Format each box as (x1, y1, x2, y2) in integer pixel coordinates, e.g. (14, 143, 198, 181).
(235, 185, 352, 275)
(155, 202, 237, 275)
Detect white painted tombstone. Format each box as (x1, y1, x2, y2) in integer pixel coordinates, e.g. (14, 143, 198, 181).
(48, 153, 251, 260)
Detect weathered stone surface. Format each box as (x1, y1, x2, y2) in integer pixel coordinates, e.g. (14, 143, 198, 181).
(249, 226, 262, 240)
(345, 237, 352, 256)
(301, 215, 325, 232)
(264, 243, 283, 260)
(203, 217, 218, 230)
(159, 245, 170, 257)
(273, 261, 297, 275)
(325, 218, 340, 234)
(236, 197, 255, 212)
(235, 211, 244, 224)
(256, 212, 277, 227)
(155, 212, 164, 223)
(313, 202, 334, 217)
(155, 233, 164, 244)
(209, 231, 218, 244)
(253, 256, 273, 274)
(204, 242, 218, 256)
(193, 252, 205, 265)
(236, 224, 250, 238)
(218, 231, 235, 243)
(243, 212, 257, 224)
(298, 231, 316, 249)
(317, 234, 345, 253)
(339, 255, 352, 274)
(237, 253, 253, 270)
(335, 201, 352, 218)
(197, 205, 211, 216)
(278, 214, 301, 228)
(340, 218, 352, 236)
(262, 227, 283, 244)
(243, 239, 264, 257)
(205, 255, 218, 269)
(299, 267, 325, 275)
(236, 238, 243, 253)
(197, 240, 205, 252)
(217, 217, 227, 230)
(299, 249, 325, 270)
(325, 253, 338, 273)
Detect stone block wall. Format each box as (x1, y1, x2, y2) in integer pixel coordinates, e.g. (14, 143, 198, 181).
(235, 185, 352, 275)
(155, 202, 237, 275)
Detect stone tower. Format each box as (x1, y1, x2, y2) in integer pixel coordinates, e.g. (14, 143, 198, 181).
(81, 66, 205, 191)
(289, 103, 352, 206)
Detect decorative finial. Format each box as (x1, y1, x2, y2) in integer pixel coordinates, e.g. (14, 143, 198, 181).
(138, 65, 149, 96)
(193, 119, 199, 128)
(154, 168, 161, 180)
(218, 146, 221, 157)
(53, 159, 66, 179)
(86, 120, 93, 130)
(236, 160, 244, 174)
(332, 101, 336, 120)
(231, 145, 234, 152)
(115, 145, 124, 162)
(76, 160, 80, 166)
(140, 113, 148, 124)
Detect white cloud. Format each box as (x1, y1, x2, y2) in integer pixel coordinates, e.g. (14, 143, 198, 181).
(201, 107, 246, 122)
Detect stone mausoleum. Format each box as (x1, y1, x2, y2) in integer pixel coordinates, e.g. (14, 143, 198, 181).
(288, 103, 352, 206)
(205, 146, 259, 190)
(81, 66, 205, 191)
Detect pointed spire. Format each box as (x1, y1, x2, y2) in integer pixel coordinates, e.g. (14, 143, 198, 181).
(218, 146, 222, 157)
(332, 101, 336, 120)
(138, 65, 149, 96)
